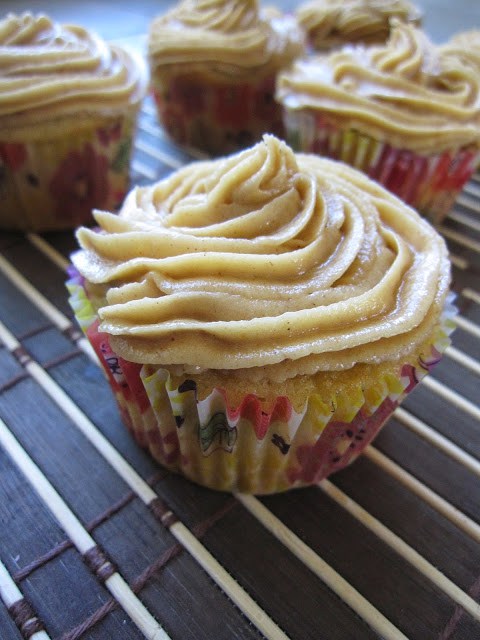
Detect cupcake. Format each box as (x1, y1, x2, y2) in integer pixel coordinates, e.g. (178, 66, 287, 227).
(296, 0, 421, 51)
(147, 0, 304, 156)
(68, 135, 454, 494)
(276, 22, 480, 224)
(0, 13, 147, 231)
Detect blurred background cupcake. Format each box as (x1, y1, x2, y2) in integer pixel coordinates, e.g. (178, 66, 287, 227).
(276, 21, 480, 224)
(148, 0, 304, 156)
(0, 12, 147, 231)
(68, 136, 454, 494)
(296, 0, 422, 51)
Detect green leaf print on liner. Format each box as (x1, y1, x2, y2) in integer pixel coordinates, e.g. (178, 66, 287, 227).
(200, 412, 237, 456)
(111, 138, 131, 173)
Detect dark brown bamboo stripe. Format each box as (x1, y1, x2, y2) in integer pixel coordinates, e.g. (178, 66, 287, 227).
(43, 349, 82, 371)
(438, 572, 480, 640)
(17, 322, 55, 342)
(83, 546, 117, 583)
(62, 325, 85, 344)
(149, 497, 180, 528)
(8, 598, 45, 639)
(59, 500, 238, 640)
(13, 470, 169, 583)
(0, 371, 29, 395)
(12, 346, 31, 366)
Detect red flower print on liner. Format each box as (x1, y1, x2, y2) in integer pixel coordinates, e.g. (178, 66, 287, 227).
(97, 121, 122, 146)
(0, 142, 27, 171)
(169, 77, 206, 118)
(49, 143, 109, 224)
(214, 85, 252, 127)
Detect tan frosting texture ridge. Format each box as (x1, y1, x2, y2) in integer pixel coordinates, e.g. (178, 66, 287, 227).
(0, 13, 146, 130)
(297, 0, 421, 49)
(277, 22, 480, 154)
(148, 0, 304, 77)
(73, 136, 450, 381)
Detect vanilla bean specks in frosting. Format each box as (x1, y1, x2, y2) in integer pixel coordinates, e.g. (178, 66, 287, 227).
(277, 22, 480, 154)
(0, 13, 146, 135)
(148, 0, 304, 77)
(73, 136, 450, 382)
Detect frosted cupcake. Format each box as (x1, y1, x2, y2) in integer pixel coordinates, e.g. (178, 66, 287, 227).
(68, 135, 454, 494)
(296, 0, 421, 51)
(276, 22, 480, 223)
(0, 13, 146, 231)
(147, 0, 304, 156)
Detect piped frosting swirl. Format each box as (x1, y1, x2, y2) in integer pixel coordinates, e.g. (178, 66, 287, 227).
(277, 22, 480, 154)
(296, 0, 421, 50)
(148, 0, 304, 77)
(73, 136, 450, 381)
(0, 13, 146, 131)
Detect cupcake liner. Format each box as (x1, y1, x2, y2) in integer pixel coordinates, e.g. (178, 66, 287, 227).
(0, 110, 138, 231)
(67, 273, 456, 494)
(151, 72, 285, 156)
(283, 109, 480, 224)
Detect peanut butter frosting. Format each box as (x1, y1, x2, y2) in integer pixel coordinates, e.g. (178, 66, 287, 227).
(72, 136, 450, 383)
(148, 0, 304, 78)
(277, 22, 480, 155)
(297, 0, 421, 50)
(0, 13, 146, 134)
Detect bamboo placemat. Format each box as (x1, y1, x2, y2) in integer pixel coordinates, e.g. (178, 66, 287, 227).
(1, 94, 480, 640)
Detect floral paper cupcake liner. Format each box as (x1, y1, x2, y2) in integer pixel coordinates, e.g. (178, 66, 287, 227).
(67, 269, 456, 494)
(151, 73, 285, 157)
(283, 109, 480, 224)
(0, 111, 138, 231)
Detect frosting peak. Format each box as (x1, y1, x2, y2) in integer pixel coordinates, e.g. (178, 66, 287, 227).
(371, 20, 438, 80)
(73, 136, 450, 380)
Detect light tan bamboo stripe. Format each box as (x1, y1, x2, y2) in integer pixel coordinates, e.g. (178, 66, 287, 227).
(141, 101, 157, 118)
(448, 209, 480, 233)
(421, 376, 480, 422)
(135, 140, 184, 170)
(138, 120, 166, 139)
(364, 447, 480, 543)
(462, 288, 480, 305)
(318, 480, 480, 623)
(0, 559, 51, 640)
(457, 192, 480, 213)
(449, 253, 469, 270)
(0, 254, 98, 365)
(236, 494, 409, 640)
(132, 159, 157, 180)
(26, 233, 69, 272)
(455, 315, 480, 339)
(463, 181, 480, 199)
(0, 418, 170, 640)
(0, 321, 290, 640)
(444, 345, 480, 376)
(438, 226, 480, 253)
(394, 407, 480, 479)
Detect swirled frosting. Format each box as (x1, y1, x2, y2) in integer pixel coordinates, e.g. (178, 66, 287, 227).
(439, 30, 480, 73)
(73, 135, 450, 383)
(297, 0, 421, 50)
(0, 13, 146, 133)
(277, 22, 480, 154)
(148, 0, 304, 78)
